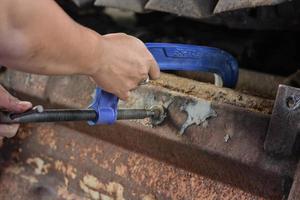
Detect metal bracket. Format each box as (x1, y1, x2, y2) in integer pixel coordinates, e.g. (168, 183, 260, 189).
(264, 84, 300, 157)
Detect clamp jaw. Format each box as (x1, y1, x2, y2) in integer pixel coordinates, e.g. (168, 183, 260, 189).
(88, 43, 239, 125)
(88, 89, 118, 125)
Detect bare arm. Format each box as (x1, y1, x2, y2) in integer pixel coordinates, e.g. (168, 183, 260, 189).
(0, 0, 160, 100)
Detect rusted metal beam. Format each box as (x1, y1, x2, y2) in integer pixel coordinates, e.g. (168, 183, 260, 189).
(1, 123, 268, 199)
(0, 70, 297, 199)
(264, 85, 300, 157)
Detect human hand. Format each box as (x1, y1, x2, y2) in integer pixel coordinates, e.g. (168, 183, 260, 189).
(89, 33, 160, 100)
(0, 85, 32, 140)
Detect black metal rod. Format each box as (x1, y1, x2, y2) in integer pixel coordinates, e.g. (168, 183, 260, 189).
(117, 109, 155, 120)
(0, 109, 158, 124)
(6, 109, 97, 123)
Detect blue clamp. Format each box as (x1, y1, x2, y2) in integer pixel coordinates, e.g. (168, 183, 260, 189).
(146, 43, 238, 88)
(88, 88, 118, 125)
(89, 43, 239, 125)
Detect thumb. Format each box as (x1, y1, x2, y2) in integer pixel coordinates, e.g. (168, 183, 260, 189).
(0, 124, 20, 138)
(0, 85, 32, 113)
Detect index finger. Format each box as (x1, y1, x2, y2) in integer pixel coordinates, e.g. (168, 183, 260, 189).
(148, 54, 160, 80)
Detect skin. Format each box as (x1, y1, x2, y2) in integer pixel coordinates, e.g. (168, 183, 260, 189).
(0, 0, 160, 139)
(0, 85, 32, 141)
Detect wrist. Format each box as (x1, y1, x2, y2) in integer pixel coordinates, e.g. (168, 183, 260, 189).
(76, 26, 105, 77)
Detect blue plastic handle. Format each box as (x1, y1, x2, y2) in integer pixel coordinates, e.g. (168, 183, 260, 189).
(88, 43, 239, 125)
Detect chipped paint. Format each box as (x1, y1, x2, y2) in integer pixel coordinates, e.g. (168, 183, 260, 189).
(141, 194, 157, 200)
(20, 175, 38, 184)
(55, 160, 77, 179)
(106, 182, 125, 200)
(4, 166, 25, 175)
(26, 157, 51, 175)
(80, 175, 124, 200)
(115, 164, 128, 177)
(80, 180, 100, 200)
(17, 126, 33, 140)
(57, 185, 87, 200)
(37, 126, 57, 150)
(83, 174, 106, 191)
(64, 177, 69, 187)
(100, 194, 113, 200)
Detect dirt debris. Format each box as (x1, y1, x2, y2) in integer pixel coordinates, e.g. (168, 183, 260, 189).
(152, 73, 274, 114)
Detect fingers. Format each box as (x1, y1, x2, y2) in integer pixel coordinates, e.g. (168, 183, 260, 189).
(119, 82, 136, 101)
(0, 85, 32, 113)
(0, 85, 31, 139)
(93, 33, 161, 101)
(0, 124, 20, 138)
(119, 91, 131, 101)
(146, 51, 160, 80)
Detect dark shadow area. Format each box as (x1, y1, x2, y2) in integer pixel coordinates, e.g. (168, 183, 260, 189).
(56, 1, 300, 77)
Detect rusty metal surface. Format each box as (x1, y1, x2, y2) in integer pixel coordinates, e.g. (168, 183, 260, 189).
(0, 70, 297, 199)
(0, 124, 267, 200)
(237, 69, 284, 98)
(264, 85, 300, 157)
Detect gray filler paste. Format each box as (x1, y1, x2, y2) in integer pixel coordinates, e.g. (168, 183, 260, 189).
(179, 100, 217, 135)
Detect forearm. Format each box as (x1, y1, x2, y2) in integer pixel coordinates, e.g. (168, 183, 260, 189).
(0, 0, 100, 76)
(0, 0, 160, 100)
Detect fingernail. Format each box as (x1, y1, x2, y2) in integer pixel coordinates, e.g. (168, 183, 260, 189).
(18, 101, 32, 109)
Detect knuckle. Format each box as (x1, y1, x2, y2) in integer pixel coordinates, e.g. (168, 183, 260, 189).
(118, 33, 128, 38)
(138, 65, 148, 75)
(128, 35, 143, 45)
